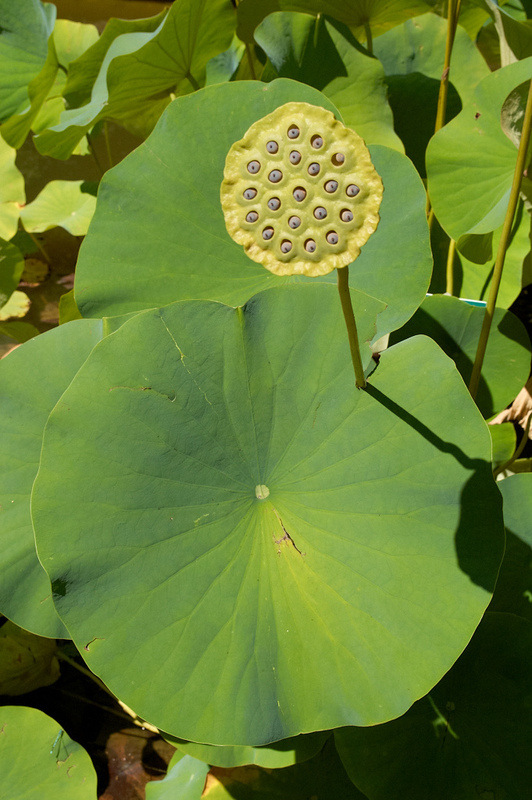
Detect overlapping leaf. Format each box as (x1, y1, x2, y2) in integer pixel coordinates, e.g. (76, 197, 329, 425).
(0, 136, 25, 240)
(0, 239, 24, 308)
(20, 180, 97, 236)
(73, 79, 431, 340)
(0, 0, 55, 122)
(335, 613, 532, 800)
(0, 319, 103, 638)
(172, 731, 330, 768)
(427, 57, 532, 240)
(255, 13, 402, 150)
(32, 285, 503, 744)
(34, 0, 236, 159)
(389, 294, 531, 417)
(0, 706, 97, 799)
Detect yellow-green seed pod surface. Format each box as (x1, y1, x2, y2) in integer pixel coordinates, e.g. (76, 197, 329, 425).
(221, 102, 383, 277)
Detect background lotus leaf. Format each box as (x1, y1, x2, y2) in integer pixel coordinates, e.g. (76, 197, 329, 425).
(171, 730, 330, 768)
(389, 294, 531, 417)
(0, 290, 30, 321)
(0, 319, 103, 638)
(0, 239, 24, 309)
(488, 421, 516, 468)
(426, 57, 532, 241)
(255, 13, 403, 150)
(489, 474, 532, 621)
(372, 13, 490, 175)
(0, 137, 25, 240)
(73, 79, 431, 340)
(20, 180, 97, 236)
(236, 0, 431, 45)
(0, 620, 59, 695)
(0, 705, 98, 800)
(33, 0, 236, 159)
(32, 284, 503, 745)
(335, 612, 532, 800)
(146, 752, 209, 800)
(0, 0, 55, 122)
(202, 738, 367, 799)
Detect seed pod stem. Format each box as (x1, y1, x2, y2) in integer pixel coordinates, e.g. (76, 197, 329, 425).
(337, 266, 367, 389)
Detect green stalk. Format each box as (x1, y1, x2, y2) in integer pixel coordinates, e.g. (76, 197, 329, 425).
(103, 120, 113, 169)
(426, 0, 461, 224)
(446, 238, 456, 295)
(337, 266, 367, 389)
(244, 42, 257, 79)
(86, 131, 104, 177)
(469, 79, 532, 400)
(27, 230, 50, 263)
(185, 71, 201, 91)
(364, 21, 373, 55)
(493, 412, 532, 478)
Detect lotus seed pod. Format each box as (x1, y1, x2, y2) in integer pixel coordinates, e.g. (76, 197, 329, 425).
(221, 102, 383, 277)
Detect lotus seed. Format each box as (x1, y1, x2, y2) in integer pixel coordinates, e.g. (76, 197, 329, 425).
(293, 187, 306, 202)
(332, 153, 345, 165)
(246, 211, 259, 223)
(305, 239, 317, 253)
(262, 227, 274, 240)
(243, 187, 257, 200)
(268, 197, 281, 211)
(326, 231, 339, 245)
(311, 134, 324, 149)
(289, 150, 302, 164)
(280, 240, 292, 253)
(288, 216, 301, 229)
(308, 162, 320, 176)
(247, 160, 261, 174)
(287, 125, 300, 139)
(346, 184, 360, 197)
(269, 169, 283, 183)
(324, 180, 338, 193)
(340, 209, 354, 222)
(314, 206, 327, 220)
(266, 140, 279, 153)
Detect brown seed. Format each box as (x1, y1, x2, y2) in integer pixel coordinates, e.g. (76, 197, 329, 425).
(324, 180, 338, 193)
(280, 240, 292, 253)
(262, 227, 274, 240)
(243, 187, 257, 200)
(308, 162, 320, 176)
(289, 150, 302, 164)
(311, 134, 324, 149)
(287, 125, 300, 139)
(268, 169, 283, 183)
(346, 184, 360, 197)
(331, 153, 345, 166)
(246, 211, 259, 223)
(266, 140, 279, 153)
(314, 206, 327, 220)
(288, 216, 301, 229)
(326, 231, 339, 245)
(268, 197, 281, 211)
(247, 160, 261, 174)
(293, 187, 307, 202)
(340, 208, 354, 222)
(305, 239, 316, 253)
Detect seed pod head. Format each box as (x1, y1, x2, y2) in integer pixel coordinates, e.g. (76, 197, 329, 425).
(220, 102, 383, 277)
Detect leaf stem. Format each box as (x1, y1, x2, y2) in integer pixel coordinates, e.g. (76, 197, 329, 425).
(57, 650, 117, 702)
(86, 131, 104, 177)
(185, 70, 201, 92)
(104, 121, 113, 169)
(364, 21, 373, 55)
(337, 266, 367, 389)
(493, 412, 532, 477)
(469, 78, 532, 400)
(27, 230, 50, 263)
(446, 238, 456, 295)
(244, 42, 257, 79)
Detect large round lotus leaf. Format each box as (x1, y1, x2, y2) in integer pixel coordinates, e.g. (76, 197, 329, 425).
(0, 705, 97, 799)
(427, 57, 532, 241)
(171, 731, 330, 769)
(74, 79, 431, 339)
(32, 284, 503, 745)
(254, 13, 402, 151)
(489, 474, 532, 621)
(20, 180, 96, 236)
(389, 294, 531, 418)
(335, 612, 532, 800)
(203, 738, 367, 799)
(0, 319, 103, 638)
